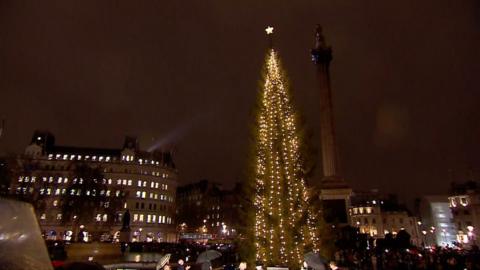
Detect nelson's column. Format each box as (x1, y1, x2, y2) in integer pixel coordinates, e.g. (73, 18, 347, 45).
(311, 25, 352, 224)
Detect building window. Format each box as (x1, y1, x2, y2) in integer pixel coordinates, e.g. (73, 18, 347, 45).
(449, 197, 457, 207)
(57, 214, 62, 220)
(53, 200, 58, 206)
(133, 214, 138, 222)
(40, 213, 46, 220)
(139, 214, 144, 222)
(142, 192, 146, 199)
(128, 180, 132, 186)
(102, 214, 108, 222)
(460, 197, 468, 207)
(147, 215, 151, 223)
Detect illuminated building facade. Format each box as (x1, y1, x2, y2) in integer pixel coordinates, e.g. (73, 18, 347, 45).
(417, 196, 457, 247)
(449, 181, 479, 246)
(9, 130, 178, 242)
(176, 180, 241, 240)
(349, 190, 422, 246)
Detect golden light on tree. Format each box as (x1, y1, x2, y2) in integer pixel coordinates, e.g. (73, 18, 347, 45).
(253, 45, 320, 269)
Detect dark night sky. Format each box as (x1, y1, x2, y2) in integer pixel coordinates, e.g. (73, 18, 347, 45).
(1, 1, 479, 203)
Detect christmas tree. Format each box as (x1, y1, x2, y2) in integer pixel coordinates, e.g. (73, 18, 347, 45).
(253, 27, 320, 269)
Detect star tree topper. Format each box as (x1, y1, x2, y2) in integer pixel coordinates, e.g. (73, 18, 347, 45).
(265, 26, 274, 35)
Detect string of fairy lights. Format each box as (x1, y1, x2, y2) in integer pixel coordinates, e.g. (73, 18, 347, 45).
(254, 27, 320, 269)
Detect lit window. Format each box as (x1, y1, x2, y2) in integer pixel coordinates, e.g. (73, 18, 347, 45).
(63, 154, 68, 160)
(139, 214, 144, 222)
(18, 176, 23, 182)
(106, 190, 111, 196)
(85, 155, 90, 160)
(128, 180, 132, 186)
(450, 197, 457, 208)
(151, 182, 155, 188)
(366, 207, 372, 214)
(138, 181, 142, 187)
(460, 197, 468, 207)
(115, 190, 121, 197)
(96, 214, 101, 221)
(152, 215, 156, 223)
(92, 156, 97, 161)
(117, 179, 122, 185)
(55, 189, 61, 195)
(64, 178, 68, 183)
(147, 215, 152, 223)
(124, 202, 127, 209)
(165, 184, 168, 190)
(139, 159, 143, 164)
(40, 213, 46, 220)
(108, 179, 112, 185)
(57, 213, 62, 220)
(48, 154, 53, 160)
(133, 214, 138, 222)
(77, 155, 82, 160)
(106, 156, 110, 162)
(53, 200, 58, 206)
(143, 181, 147, 187)
(142, 192, 146, 199)
(154, 194, 158, 200)
(102, 214, 108, 222)
(155, 183, 159, 189)
(122, 179, 127, 185)
(99, 156, 104, 161)
(56, 154, 61, 159)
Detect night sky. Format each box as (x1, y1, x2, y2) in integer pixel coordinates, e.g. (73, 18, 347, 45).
(1, 1, 479, 203)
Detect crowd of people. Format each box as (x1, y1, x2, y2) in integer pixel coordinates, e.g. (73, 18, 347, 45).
(329, 246, 480, 270)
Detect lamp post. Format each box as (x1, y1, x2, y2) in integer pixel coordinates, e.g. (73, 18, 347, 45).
(421, 230, 427, 247)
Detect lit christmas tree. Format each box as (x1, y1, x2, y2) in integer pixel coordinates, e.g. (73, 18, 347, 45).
(253, 27, 320, 269)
